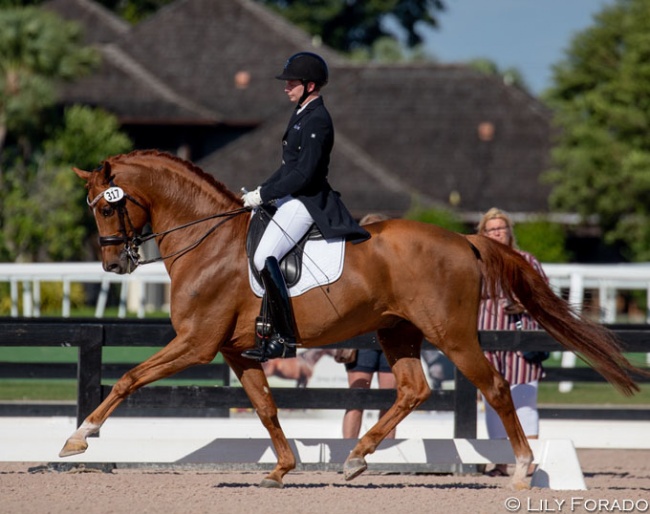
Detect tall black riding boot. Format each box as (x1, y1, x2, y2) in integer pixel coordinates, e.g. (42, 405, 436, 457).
(242, 257, 297, 362)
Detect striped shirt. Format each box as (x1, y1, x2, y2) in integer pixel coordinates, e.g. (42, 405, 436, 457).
(479, 250, 547, 385)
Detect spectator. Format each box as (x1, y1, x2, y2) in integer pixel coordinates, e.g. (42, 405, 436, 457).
(340, 213, 396, 439)
(477, 207, 548, 477)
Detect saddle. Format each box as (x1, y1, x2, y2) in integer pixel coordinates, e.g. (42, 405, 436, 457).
(246, 207, 323, 289)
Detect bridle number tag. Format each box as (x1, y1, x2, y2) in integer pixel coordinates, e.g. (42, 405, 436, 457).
(104, 187, 125, 203)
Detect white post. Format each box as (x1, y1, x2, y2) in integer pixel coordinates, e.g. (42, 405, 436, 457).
(118, 280, 128, 318)
(62, 280, 71, 318)
(22, 280, 33, 317)
(33, 280, 41, 318)
(95, 278, 110, 318)
(559, 272, 583, 393)
(138, 281, 146, 319)
(10, 279, 18, 317)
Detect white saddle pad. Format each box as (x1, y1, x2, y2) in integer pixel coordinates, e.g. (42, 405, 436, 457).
(248, 237, 345, 297)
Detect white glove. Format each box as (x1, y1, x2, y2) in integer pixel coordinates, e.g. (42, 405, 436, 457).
(242, 187, 263, 208)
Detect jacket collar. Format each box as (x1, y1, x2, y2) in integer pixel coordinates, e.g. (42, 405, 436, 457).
(293, 96, 323, 120)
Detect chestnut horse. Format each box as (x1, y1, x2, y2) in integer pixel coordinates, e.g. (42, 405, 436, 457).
(62, 150, 643, 490)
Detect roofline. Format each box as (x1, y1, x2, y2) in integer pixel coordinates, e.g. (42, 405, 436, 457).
(101, 43, 222, 121)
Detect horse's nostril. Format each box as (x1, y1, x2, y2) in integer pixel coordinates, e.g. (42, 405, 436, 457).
(105, 262, 121, 273)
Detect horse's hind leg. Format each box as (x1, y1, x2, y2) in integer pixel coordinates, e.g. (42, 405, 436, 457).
(344, 323, 430, 481)
(223, 350, 296, 488)
(443, 338, 533, 490)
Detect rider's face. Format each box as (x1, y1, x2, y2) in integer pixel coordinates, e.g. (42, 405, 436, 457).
(284, 80, 304, 103)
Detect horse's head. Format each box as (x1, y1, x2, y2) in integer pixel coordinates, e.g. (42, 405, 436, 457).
(74, 159, 150, 275)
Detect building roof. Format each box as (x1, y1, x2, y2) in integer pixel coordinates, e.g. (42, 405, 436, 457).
(197, 110, 414, 218)
(326, 64, 553, 213)
(46, 0, 554, 217)
(44, 0, 130, 45)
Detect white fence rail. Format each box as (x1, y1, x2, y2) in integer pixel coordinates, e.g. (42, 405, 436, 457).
(0, 262, 169, 318)
(2, 262, 650, 321)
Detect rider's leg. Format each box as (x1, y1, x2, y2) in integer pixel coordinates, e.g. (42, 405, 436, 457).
(243, 197, 313, 362)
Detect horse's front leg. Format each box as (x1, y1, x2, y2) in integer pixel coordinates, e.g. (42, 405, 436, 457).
(223, 350, 296, 488)
(344, 325, 429, 480)
(59, 331, 218, 457)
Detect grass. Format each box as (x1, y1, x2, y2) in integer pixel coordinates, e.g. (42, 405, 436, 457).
(1, 317, 648, 405)
(538, 382, 650, 406)
(2, 378, 647, 404)
(1, 348, 648, 404)
(0, 344, 227, 401)
(0, 380, 78, 402)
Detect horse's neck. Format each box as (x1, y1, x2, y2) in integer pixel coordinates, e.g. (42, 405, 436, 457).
(145, 169, 237, 231)
(128, 163, 245, 265)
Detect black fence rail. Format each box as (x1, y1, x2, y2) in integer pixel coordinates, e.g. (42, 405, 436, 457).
(1, 319, 650, 437)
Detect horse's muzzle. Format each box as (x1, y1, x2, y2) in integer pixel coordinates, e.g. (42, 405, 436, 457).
(103, 248, 139, 275)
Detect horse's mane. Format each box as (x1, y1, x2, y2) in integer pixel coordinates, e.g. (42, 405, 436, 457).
(107, 150, 240, 203)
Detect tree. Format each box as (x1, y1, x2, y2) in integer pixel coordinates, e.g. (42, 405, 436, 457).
(349, 36, 433, 63)
(94, 0, 173, 23)
(514, 220, 570, 263)
(467, 58, 530, 93)
(2, 106, 133, 262)
(405, 206, 466, 233)
(0, 7, 130, 262)
(0, 7, 99, 157)
(257, 0, 445, 53)
(543, 0, 650, 261)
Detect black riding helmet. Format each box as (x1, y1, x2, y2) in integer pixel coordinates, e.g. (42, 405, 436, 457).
(276, 52, 328, 106)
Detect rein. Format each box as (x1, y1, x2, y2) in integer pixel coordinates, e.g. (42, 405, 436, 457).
(135, 208, 248, 265)
(87, 182, 249, 268)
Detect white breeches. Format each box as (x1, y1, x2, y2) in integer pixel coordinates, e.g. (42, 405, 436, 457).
(484, 380, 539, 439)
(253, 196, 314, 272)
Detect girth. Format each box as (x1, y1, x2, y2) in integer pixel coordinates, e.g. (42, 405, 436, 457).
(246, 207, 323, 288)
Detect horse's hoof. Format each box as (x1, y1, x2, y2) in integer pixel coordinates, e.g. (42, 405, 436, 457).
(343, 457, 367, 481)
(509, 479, 531, 491)
(259, 478, 283, 489)
(59, 439, 88, 458)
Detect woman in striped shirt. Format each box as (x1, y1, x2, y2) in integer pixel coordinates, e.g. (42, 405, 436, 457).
(477, 207, 548, 477)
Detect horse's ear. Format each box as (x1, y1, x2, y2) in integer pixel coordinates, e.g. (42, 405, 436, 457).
(73, 167, 92, 181)
(102, 161, 112, 182)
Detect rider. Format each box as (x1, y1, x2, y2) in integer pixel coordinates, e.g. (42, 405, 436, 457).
(241, 52, 370, 362)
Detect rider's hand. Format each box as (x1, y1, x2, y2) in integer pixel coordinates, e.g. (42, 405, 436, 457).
(242, 187, 263, 208)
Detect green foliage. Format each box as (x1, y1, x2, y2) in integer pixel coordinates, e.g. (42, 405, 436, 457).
(404, 206, 466, 233)
(0, 107, 132, 262)
(543, 0, 650, 262)
(95, 0, 174, 24)
(349, 36, 433, 63)
(0, 7, 99, 138)
(257, 0, 445, 53)
(466, 58, 531, 93)
(46, 105, 133, 171)
(514, 220, 571, 263)
(0, 6, 132, 263)
(0, 281, 86, 315)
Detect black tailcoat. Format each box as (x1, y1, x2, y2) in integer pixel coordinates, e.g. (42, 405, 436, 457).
(259, 97, 370, 242)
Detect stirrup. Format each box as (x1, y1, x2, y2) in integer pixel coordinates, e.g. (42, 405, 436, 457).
(242, 336, 297, 362)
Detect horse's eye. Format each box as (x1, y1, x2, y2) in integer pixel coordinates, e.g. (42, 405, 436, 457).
(101, 205, 114, 217)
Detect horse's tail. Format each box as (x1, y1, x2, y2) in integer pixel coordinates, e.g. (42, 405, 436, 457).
(466, 234, 644, 396)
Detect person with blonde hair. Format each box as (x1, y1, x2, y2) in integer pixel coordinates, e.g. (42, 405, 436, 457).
(477, 207, 548, 477)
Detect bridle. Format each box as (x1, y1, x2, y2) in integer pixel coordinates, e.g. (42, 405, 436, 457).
(87, 179, 249, 270)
